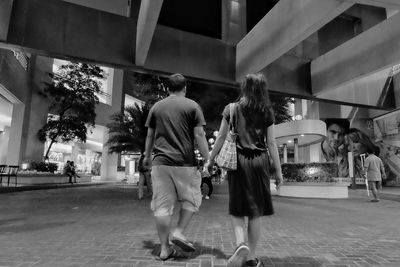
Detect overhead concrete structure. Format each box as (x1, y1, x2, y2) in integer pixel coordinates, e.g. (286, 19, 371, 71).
(135, 0, 163, 66)
(1, 0, 400, 109)
(236, 0, 353, 81)
(311, 11, 400, 103)
(346, 0, 400, 9)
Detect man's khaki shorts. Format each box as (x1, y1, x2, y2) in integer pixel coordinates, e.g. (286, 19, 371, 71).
(368, 181, 382, 190)
(151, 165, 202, 216)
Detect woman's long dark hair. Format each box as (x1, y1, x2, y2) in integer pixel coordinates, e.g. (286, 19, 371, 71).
(238, 73, 274, 130)
(347, 128, 376, 154)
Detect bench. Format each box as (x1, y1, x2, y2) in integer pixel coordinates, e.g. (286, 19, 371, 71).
(0, 165, 19, 187)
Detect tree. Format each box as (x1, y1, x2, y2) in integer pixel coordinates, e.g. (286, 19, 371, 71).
(106, 103, 150, 154)
(270, 94, 294, 124)
(37, 62, 106, 160)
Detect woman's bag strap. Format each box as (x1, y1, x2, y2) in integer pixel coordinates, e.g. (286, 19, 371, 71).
(229, 103, 236, 132)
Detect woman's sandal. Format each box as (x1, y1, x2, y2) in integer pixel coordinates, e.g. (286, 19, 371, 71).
(156, 248, 178, 261)
(246, 258, 264, 267)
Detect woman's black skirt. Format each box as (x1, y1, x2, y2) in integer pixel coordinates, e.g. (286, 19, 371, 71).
(227, 150, 274, 217)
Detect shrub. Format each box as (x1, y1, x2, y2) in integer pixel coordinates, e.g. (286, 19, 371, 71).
(29, 161, 58, 173)
(281, 162, 339, 183)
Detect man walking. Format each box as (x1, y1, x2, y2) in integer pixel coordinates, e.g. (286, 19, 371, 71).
(144, 73, 209, 261)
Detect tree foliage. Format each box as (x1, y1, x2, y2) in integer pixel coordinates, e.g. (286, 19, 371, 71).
(270, 94, 294, 124)
(37, 62, 106, 159)
(106, 73, 167, 154)
(106, 104, 150, 154)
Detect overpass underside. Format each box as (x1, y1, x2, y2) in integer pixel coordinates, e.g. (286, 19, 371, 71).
(1, 0, 400, 110)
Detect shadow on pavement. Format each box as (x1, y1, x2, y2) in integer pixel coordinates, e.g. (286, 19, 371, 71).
(0, 217, 26, 226)
(143, 240, 228, 261)
(0, 220, 76, 233)
(260, 256, 322, 267)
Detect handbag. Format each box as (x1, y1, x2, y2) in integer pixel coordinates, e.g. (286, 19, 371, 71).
(215, 103, 237, 171)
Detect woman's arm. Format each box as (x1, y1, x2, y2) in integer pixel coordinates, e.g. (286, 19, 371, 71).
(267, 124, 283, 189)
(206, 117, 229, 172)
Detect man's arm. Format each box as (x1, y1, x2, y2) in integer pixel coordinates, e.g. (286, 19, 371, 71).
(193, 126, 209, 161)
(143, 127, 155, 167)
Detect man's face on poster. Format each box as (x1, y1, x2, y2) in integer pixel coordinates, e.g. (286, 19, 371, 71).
(327, 123, 346, 149)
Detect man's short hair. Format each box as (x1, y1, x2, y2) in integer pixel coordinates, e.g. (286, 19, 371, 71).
(167, 73, 187, 92)
(325, 118, 350, 132)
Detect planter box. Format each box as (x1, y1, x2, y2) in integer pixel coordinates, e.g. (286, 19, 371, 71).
(277, 180, 350, 199)
(17, 174, 92, 185)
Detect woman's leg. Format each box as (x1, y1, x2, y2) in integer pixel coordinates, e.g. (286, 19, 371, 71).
(231, 215, 246, 245)
(247, 216, 261, 260)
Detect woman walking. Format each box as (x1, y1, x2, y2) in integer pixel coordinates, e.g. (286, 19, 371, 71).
(207, 73, 283, 267)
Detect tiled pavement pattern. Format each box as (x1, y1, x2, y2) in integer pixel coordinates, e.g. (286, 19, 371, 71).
(0, 184, 399, 267)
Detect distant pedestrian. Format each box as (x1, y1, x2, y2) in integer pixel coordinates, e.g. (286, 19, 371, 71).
(144, 73, 209, 261)
(364, 151, 386, 202)
(138, 154, 152, 200)
(207, 73, 283, 267)
(64, 161, 79, 184)
(199, 161, 213, 199)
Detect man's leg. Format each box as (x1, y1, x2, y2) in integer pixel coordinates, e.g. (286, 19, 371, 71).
(170, 167, 201, 251)
(171, 209, 194, 238)
(151, 166, 177, 257)
(138, 172, 144, 199)
(369, 182, 379, 201)
(155, 215, 174, 258)
(145, 172, 153, 195)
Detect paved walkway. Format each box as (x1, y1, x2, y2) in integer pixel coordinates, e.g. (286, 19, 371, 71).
(0, 183, 400, 267)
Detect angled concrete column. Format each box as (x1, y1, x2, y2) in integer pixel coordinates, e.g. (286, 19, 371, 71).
(311, 12, 400, 95)
(0, 0, 13, 41)
(135, 0, 163, 66)
(222, 0, 246, 45)
(345, 0, 400, 9)
(236, 0, 353, 81)
(6, 103, 24, 165)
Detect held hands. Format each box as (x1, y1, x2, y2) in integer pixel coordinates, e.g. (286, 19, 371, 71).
(205, 159, 214, 175)
(275, 174, 284, 190)
(143, 156, 152, 169)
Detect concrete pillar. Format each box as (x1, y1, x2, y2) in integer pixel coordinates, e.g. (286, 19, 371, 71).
(299, 146, 310, 163)
(283, 143, 288, 163)
(222, 0, 246, 45)
(294, 138, 299, 163)
(100, 130, 118, 181)
(310, 143, 320, 162)
(99, 68, 124, 181)
(6, 103, 25, 165)
(306, 101, 320, 120)
(0, 126, 10, 164)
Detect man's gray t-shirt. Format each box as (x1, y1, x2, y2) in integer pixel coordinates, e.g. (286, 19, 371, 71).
(145, 95, 206, 166)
